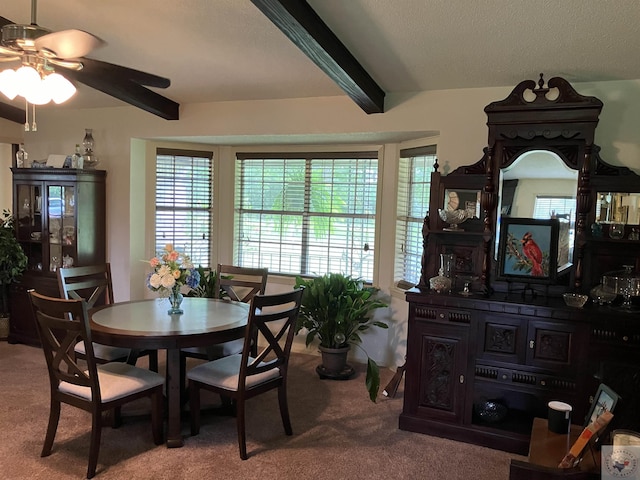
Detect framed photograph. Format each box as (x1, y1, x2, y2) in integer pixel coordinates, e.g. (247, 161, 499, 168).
(496, 217, 559, 284)
(584, 383, 619, 427)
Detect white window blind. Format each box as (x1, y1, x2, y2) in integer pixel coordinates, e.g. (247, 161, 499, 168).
(234, 152, 378, 282)
(533, 195, 576, 267)
(395, 146, 437, 287)
(155, 148, 213, 268)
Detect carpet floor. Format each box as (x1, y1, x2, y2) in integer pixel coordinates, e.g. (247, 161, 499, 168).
(0, 342, 522, 479)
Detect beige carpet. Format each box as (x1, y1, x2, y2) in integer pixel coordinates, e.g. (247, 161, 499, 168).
(0, 342, 521, 479)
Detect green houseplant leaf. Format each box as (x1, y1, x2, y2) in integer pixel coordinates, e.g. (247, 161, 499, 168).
(0, 210, 28, 315)
(294, 273, 388, 401)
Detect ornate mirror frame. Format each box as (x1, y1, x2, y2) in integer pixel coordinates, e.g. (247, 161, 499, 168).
(420, 74, 640, 294)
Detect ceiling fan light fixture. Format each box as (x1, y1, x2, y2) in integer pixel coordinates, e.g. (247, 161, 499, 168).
(0, 68, 19, 100)
(45, 72, 76, 103)
(15, 64, 40, 97)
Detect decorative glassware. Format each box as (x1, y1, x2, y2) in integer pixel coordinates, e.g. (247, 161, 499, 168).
(609, 223, 625, 239)
(168, 285, 184, 315)
(603, 265, 640, 309)
(429, 253, 454, 293)
(82, 128, 99, 169)
(83, 128, 95, 153)
(589, 283, 617, 305)
(16, 143, 27, 168)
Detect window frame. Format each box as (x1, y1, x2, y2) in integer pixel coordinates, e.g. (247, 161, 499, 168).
(233, 151, 380, 282)
(395, 144, 437, 288)
(154, 147, 214, 269)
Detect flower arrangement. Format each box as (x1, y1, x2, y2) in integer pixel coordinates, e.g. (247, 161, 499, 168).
(146, 244, 200, 297)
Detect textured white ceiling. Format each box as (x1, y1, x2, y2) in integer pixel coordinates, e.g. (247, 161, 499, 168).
(2, 0, 640, 111)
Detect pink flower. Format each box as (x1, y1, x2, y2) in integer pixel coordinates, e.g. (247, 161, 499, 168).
(167, 250, 179, 262)
(149, 257, 160, 267)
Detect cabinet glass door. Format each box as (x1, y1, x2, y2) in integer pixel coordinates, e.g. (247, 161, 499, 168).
(15, 183, 43, 271)
(47, 184, 76, 272)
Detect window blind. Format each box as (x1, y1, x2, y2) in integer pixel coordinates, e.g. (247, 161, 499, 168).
(395, 146, 437, 286)
(234, 152, 378, 281)
(155, 148, 213, 268)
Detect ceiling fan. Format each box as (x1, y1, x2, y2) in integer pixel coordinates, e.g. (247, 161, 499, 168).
(0, 0, 179, 125)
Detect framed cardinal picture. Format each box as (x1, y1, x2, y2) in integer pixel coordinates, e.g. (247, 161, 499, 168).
(497, 217, 559, 284)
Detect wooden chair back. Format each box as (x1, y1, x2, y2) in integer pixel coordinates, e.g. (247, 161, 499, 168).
(57, 264, 114, 308)
(238, 287, 303, 391)
(29, 291, 102, 402)
(215, 264, 268, 303)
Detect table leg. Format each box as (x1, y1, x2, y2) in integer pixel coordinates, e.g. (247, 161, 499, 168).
(165, 348, 184, 448)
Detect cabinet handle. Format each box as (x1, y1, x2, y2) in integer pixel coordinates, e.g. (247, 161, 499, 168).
(623, 336, 629, 342)
(459, 375, 464, 384)
(529, 340, 535, 349)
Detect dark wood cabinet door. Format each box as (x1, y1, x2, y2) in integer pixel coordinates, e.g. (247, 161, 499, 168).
(413, 322, 470, 424)
(526, 319, 585, 370)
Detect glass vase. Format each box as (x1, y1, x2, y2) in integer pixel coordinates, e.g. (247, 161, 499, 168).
(168, 285, 184, 315)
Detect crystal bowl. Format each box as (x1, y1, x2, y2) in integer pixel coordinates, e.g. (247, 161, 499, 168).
(563, 293, 589, 308)
(474, 400, 508, 423)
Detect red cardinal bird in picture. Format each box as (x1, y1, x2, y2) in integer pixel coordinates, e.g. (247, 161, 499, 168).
(521, 232, 544, 276)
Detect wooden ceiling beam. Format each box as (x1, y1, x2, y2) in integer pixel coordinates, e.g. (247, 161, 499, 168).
(0, 101, 25, 124)
(251, 0, 385, 114)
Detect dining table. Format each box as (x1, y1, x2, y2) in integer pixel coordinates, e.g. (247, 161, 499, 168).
(90, 297, 250, 447)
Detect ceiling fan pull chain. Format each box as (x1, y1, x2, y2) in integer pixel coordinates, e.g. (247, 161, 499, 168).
(24, 99, 29, 132)
(31, 103, 37, 131)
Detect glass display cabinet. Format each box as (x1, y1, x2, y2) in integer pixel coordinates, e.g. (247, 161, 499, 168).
(9, 168, 106, 346)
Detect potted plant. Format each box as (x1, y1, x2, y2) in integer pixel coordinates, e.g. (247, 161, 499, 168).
(0, 210, 28, 338)
(294, 273, 388, 402)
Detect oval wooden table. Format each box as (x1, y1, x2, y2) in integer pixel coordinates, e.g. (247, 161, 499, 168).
(90, 297, 250, 447)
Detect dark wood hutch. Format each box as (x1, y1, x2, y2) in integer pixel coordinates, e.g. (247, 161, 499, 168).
(8, 167, 106, 346)
(400, 75, 640, 456)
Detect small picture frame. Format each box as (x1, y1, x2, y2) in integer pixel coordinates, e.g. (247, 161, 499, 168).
(496, 217, 559, 284)
(584, 383, 619, 427)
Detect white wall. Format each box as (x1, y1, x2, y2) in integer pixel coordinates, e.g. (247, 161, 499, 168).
(4, 78, 640, 368)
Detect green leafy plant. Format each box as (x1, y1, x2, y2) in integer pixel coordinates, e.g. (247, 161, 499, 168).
(294, 273, 388, 401)
(0, 209, 28, 315)
(185, 266, 231, 298)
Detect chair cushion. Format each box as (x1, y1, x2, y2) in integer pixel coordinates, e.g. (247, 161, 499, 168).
(186, 353, 280, 391)
(59, 362, 165, 402)
(75, 341, 131, 361)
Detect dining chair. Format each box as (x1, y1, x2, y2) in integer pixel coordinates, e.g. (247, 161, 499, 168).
(187, 287, 304, 459)
(57, 264, 159, 372)
(29, 290, 165, 479)
(180, 264, 268, 373)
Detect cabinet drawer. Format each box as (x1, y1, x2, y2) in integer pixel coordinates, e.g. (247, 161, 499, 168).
(413, 304, 473, 324)
(475, 363, 579, 393)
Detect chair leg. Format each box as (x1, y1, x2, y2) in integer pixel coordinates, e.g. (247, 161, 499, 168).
(189, 381, 201, 436)
(236, 397, 247, 460)
(109, 407, 123, 428)
(151, 387, 164, 445)
(278, 384, 293, 435)
(41, 398, 61, 457)
(87, 411, 103, 479)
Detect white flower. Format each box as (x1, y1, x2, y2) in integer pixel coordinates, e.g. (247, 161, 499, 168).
(149, 273, 163, 289)
(161, 274, 176, 289)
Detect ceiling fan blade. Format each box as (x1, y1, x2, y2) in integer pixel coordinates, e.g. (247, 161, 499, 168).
(0, 100, 26, 124)
(35, 29, 104, 59)
(78, 57, 171, 88)
(57, 65, 179, 120)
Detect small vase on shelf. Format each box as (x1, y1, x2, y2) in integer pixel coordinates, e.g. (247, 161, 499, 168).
(168, 285, 184, 315)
